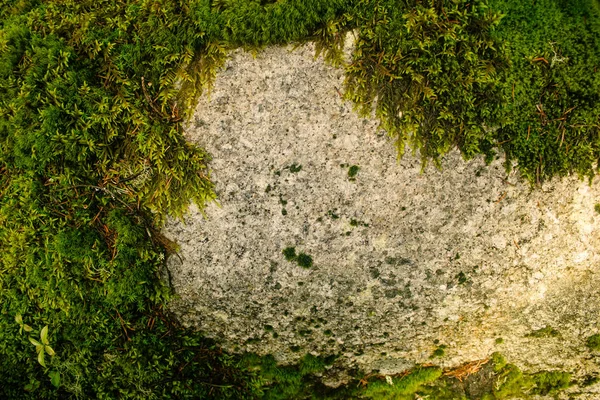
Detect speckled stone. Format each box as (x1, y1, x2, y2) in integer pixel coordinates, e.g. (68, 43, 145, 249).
(162, 41, 600, 397)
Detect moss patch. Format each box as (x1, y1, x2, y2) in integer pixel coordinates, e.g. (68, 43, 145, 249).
(587, 334, 600, 351)
(526, 326, 561, 338)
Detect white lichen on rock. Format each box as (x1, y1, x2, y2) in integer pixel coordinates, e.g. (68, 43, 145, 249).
(162, 42, 600, 390)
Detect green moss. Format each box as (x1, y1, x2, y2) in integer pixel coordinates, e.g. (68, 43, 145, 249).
(2, 0, 599, 397)
(364, 367, 442, 399)
(282, 247, 297, 261)
(531, 371, 571, 395)
(296, 253, 313, 269)
(526, 326, 561, 338)
(490, 352, 507, 372)
(348, 165, 360, 180)
(495, 337, 504, 344)
(456, 272, 468, 285)
(581, 375, 600, 387)
(430, 345, 447, 358)
(586, 334, 600, 351)
(493, 363, 535, 398)
(289, 163, 302, 173)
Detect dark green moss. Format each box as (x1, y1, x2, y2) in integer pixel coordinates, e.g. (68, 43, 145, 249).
(456, 271, 468, 285)
(595, 204, 600, 214)
(282, 247, 297, 261)
(296, 253, 313, 269)
(431, 345, 447, 358)
(289, 163, 302, 173)
(495, 337, 504, 344)
(348, 165, 360, 180)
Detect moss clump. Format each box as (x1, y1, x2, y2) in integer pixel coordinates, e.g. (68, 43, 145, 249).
(289, 163, 302, 173)
(586, 334, 600, 351)
(348, 165, 360, 180)
(526, 326, 561, 338)
(595, 204, 600, 214)
(531, 371, 571, 396)
(296, 253, 314, 269)
(430, 345, 447, 358)
(282, 247, 313, 268)
(363, 367, 442, 399)
(282, 247, 297, 261)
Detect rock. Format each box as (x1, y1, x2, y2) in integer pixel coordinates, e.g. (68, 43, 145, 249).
(162, 41, 600, 395)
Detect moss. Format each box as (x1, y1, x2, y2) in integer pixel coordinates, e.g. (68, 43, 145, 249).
(350, 218, 369, 227)
(495, 337, 504, 344)
(264, 325, 274, 331)
(348, 165, 360, 180)
(581, 375, 600, 387)
(456, 271, 468, 285)
(296, 253, 313, 269)
(531, 371, 571, 395)
(526, 326, 561, 338)
(282, 247, 296, 261)
(299, 354, 326, 375)
(431, 345, 447, 358)
(364, 367, 442, 399)
(493, 363, 535, 398)
(289, 163, 302, 173)
(490, 352, 507, 372)
(595, 204, 600, 214)
(586, 334, 600, 351)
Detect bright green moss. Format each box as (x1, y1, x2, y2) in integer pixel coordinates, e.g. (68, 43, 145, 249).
(364, 367, 442, 399)
(2, 0, 599, 397)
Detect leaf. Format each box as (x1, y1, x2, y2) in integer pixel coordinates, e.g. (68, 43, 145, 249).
(40, 326, 49, 345)
(45, 345, 55, 356)
(29, 337, 42, 347)
(15, 314, 23, 324)
(38, 350, 46, 367)
(49, 371, 60, 388)
(23, 324, 33, 332)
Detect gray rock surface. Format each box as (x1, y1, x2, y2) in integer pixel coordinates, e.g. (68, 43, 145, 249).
(163, 42, 600, 395)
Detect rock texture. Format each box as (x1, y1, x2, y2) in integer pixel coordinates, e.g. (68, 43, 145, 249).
(163, 42, 600, 395)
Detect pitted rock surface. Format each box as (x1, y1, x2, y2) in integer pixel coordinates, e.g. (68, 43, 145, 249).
(163, 42, 600, 394)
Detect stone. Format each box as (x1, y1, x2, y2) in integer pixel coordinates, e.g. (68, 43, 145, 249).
(162, 41, 600, 396)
